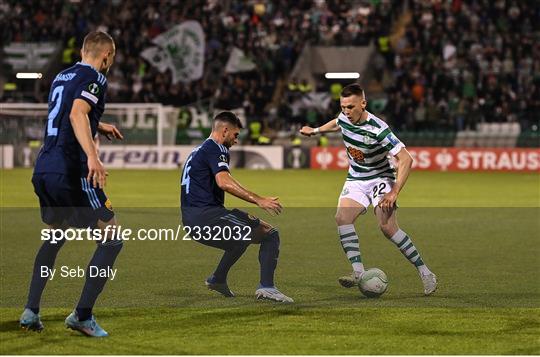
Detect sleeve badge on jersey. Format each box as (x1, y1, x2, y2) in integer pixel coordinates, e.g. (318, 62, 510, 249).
(387, 134, 399, 146)
(347, 146, 365, 164)
(88, 83, 100, 95)
(104, 198, 113, 211)
(219, 154, 228, 163)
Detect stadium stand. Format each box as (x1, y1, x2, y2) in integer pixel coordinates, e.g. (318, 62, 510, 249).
(1, 0, 538, 147)
(1, 0, 401, 104)
(380, 0, 539, 134)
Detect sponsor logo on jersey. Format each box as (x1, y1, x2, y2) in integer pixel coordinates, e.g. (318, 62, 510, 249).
(347, 146, 365, 164)
(387, 134, 399, 146)
(53, 73, 77, 82)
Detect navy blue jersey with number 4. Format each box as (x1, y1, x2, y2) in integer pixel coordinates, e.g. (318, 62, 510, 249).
(180, 139, 231, 210)
(34, 62, 107, 176)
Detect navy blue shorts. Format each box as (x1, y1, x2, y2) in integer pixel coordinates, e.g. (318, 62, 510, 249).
(32, 173, 115, 228)
(182, 207, 261, 250)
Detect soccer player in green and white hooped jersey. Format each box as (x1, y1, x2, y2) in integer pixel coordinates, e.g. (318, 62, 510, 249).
(300, 83, 437, 295)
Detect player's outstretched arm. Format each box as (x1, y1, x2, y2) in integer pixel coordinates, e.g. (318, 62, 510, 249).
(98, 122, 124, 141)
(379, 148, 413, 211)
(299, 118, 340, 136)
(70, 99, 107, 188)
(215, 171, 282, 216)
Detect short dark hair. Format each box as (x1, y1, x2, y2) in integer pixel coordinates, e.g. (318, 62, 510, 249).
(82, 31, 115, 57)
(213, 111, 243, 129)
(341, 83, 365, 98)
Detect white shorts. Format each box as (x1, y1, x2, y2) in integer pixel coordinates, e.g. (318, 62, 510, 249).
(338, 178, 395, 210)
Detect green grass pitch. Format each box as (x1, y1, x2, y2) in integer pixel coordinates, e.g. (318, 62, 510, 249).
(1, 169, 539, 354)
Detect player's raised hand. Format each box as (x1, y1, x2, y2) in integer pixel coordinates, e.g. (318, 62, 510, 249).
(98, 122, 124, 140)
(299, 126, 316, 136)
(256, 196, 283, 216)
(87, 155, 107, 189)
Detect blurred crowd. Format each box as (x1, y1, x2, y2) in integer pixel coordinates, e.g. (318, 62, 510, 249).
(2, 0, 538, 133)
(382, 0, 539, 132)
(1, 0, 397, 116)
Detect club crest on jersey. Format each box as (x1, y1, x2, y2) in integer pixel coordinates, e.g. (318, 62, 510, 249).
(363, 136, 377, 145)
(88, 83, 100, 95)
(347, 146, 365, 164)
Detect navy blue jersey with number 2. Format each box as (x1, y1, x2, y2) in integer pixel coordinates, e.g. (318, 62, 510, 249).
(34, 62, 107, 177)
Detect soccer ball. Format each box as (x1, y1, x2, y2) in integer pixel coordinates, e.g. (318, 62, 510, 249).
(359, 268, 388, 298)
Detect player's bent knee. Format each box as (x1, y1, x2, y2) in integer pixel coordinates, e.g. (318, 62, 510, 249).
(265, 227, 280, 244)
(335, 212, 354, 226)
(97, 216, 117, 230)
(94, 217, 121, 244)
(261, 228, 280, 256)
(335, 205, 366, 225)
(99, 237, 124, 251)
(251, 222, 278, 244)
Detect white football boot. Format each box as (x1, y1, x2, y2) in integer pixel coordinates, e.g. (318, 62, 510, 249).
(255, 287, 294, 303)
(421, 272, 438, 295)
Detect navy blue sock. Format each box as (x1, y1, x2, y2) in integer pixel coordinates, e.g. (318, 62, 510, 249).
(76, 240, 122, 321)
(212, 243, 248, 283)
(259, 229, 280, 288)
(76, 308, 92, 321)
(25, 239, 66, 313)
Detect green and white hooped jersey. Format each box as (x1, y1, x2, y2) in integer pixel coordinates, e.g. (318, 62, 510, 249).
(336, 111, 405, 181)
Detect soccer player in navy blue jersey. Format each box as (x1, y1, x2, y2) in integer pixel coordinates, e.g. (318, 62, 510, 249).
(181, 112, 293, 302)
(19, 31, 124, 337)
